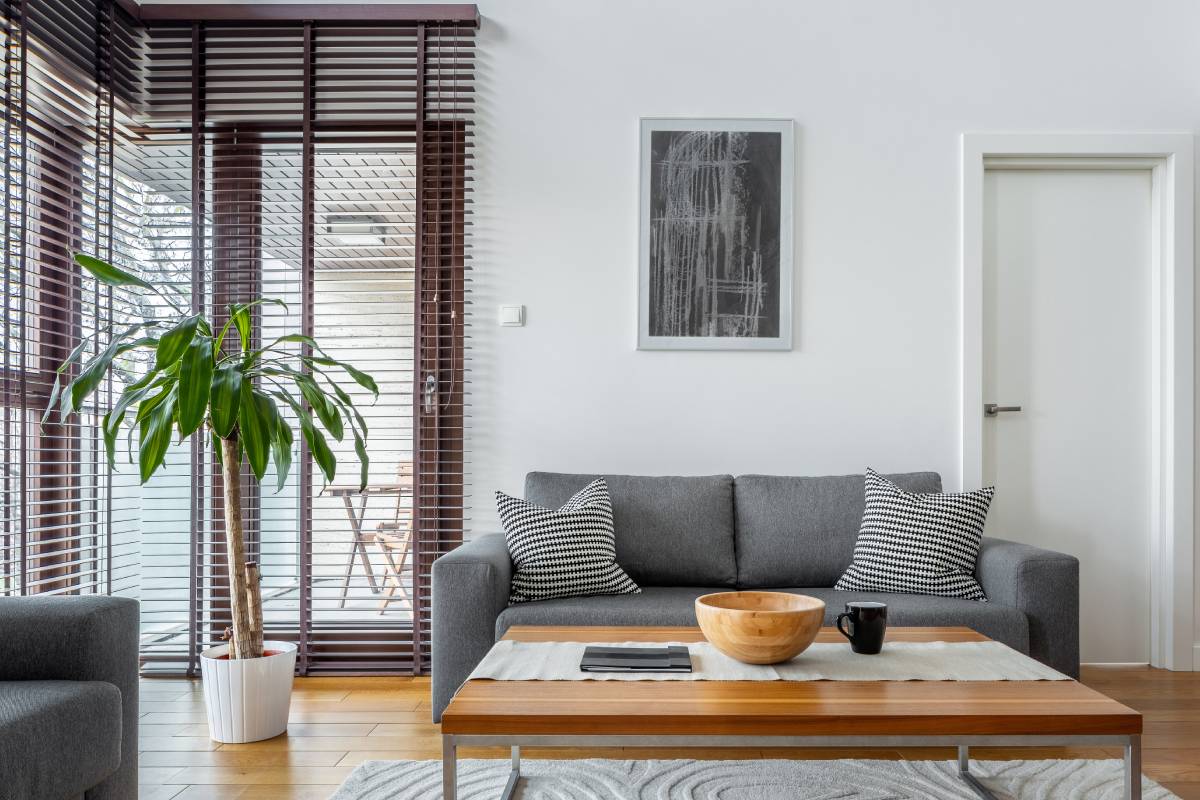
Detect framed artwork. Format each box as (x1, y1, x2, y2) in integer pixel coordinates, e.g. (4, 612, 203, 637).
(638, 118, 794, 350)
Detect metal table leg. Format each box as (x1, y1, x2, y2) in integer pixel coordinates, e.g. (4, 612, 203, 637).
(498, 745, 521, 800)
(441, 737, 521, 800)
(1125, 735, 1142, 800)
(442, 735, 457, 800)
(957, 745, 999, 800)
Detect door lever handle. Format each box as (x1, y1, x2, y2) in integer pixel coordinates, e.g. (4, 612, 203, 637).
(984, 403, 1022, 417)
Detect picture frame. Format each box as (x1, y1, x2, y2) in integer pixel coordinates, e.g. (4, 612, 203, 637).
(638, 117, 794, 351)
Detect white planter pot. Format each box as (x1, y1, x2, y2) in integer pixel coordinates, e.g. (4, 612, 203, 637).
(200, 640, 297, 743)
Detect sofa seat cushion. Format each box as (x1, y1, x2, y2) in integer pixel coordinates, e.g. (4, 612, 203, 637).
(494, 586, 1030, 658)
(735, 472, 943, 588)
(792, 588, 1029, 655)
(496, 586, 716, 639)
(524, 473, 737, 587)
(0, 680, 121, 799)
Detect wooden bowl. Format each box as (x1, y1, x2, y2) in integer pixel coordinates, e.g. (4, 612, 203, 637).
(695, 591, 826, 664)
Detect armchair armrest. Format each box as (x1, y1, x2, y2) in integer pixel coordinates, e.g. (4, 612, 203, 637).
(0, 595, 139, 800)
(976, 537, 1079, 678)
(431, 533, 512, 722)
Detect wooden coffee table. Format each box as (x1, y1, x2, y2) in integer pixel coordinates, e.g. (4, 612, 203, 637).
(440, 626, 1143, 800)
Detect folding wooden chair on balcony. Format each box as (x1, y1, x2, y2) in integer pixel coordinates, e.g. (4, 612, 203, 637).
(373, 462, 415, 614)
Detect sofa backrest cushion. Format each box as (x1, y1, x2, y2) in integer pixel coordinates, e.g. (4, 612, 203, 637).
(524, 472, 737, 587)
(734, 471, 943, 588)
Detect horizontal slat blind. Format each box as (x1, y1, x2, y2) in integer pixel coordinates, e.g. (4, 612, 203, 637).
(140, 16, 474, 674)
(1, 1, 474, 677)
(0, 0, 142, 600)
(414, 22, 472, 671)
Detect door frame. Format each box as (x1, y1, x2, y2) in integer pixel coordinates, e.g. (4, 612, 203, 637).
(961, 132, 1195, 670)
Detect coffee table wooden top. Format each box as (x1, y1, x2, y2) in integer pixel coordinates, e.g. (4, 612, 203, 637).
(440, 626, 1141, 738)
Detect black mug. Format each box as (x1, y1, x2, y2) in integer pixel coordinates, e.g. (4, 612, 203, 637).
(836, 602, 888, 655)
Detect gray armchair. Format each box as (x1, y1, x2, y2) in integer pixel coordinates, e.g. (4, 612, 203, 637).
(0, 596, 139, 800)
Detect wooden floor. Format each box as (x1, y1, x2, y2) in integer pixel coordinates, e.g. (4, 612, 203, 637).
(138, 666, 1200, 799)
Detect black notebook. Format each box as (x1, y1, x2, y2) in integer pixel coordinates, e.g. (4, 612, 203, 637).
(579, 645, 692, 673)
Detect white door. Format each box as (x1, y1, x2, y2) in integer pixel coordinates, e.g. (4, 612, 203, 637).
(982, 167, 1152, 664)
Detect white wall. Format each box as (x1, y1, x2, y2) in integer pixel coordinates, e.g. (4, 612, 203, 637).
(460, 0, 1200, 504)
(457, 0, 1200, 661)
(156, 0, 1200, 659)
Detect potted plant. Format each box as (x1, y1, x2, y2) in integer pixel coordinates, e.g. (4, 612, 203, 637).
(46, 253, 377, 743)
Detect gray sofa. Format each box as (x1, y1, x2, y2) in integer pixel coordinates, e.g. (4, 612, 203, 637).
(0, 596, 139, 800)
(431, 471, 1079, 722)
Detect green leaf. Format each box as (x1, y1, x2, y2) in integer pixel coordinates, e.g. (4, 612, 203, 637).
(298, 408, 336, 485)
(101, 381, 161, 468)
(42, 374, 64, 426)
(303, 354, 379, 400)
(328, 380, 352, 407)
(209, 364, 242, 438)
(239, 384, 274, 482)
(231, 304, 251, 354)
(212, 431, 224, 467)
(67, 340, 121, 415)
(244, 331, 316, 366)
(177, 335, 214, 436)
(213, 299, 286, 357)
(138, 387, 177, 484)
(275, 333, 318, 350)
(156, 315, 201, 370)
(42, 335, 96, 422)
(126, 368, 163, 395)
(326, 379, 368, 437)
(57, 338, 91, 375)
(340, 363, 379, 399)
(271, 390, 302, 416)
(75, 252, 153, 290)
(298, 376, 343, 441)
(60, 320, 157, 419)
(116, 336, 159, 355)
(352, 427, 369, 493)
(101, 409, 120, 467)
(136, 381, 176, 422)
(268, 400, 292, 492)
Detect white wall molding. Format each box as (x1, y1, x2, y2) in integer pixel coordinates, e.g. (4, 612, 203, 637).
(961, 133, 1196, 671)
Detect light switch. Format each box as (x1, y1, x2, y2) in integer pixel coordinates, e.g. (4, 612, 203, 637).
(499, 304, 525, 327)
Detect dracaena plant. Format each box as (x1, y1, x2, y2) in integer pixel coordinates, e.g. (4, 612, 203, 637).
(44, 253, 378, 660)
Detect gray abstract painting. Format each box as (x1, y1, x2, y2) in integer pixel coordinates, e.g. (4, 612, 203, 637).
(640, 121, 791, 349)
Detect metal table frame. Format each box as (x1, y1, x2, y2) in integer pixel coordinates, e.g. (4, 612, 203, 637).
(441, 733, 1142, 800)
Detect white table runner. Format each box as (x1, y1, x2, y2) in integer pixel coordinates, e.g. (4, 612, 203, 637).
(468, 640, 1069, 682)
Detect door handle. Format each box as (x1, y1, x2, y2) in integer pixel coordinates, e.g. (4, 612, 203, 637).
(984, 403, 1022, 417)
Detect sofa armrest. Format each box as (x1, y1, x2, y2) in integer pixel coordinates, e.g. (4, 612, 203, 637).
(431, 533, 512, 722)
(976, 537, 1079, 678)
(0, 595, 139, 800)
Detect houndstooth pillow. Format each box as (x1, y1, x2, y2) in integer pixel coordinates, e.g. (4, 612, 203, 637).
(497, 478, 640, 604)
(835, 468, 993, 601)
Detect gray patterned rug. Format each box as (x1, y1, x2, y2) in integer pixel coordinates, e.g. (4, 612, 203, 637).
(331, 758, 1176, 799)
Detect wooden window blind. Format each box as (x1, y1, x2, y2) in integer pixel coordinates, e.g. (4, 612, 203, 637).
(1, 0, 475, 677)
(1, 0, 143, 600)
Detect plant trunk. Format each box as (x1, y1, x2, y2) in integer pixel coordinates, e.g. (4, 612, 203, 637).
(220, 435, 263, 659)
(244, 561, 264, 656)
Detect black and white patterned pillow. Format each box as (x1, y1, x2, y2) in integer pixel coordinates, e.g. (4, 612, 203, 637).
(835, 468, 993, 601)
(496, 478, 640, 604)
